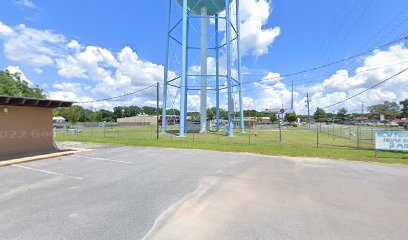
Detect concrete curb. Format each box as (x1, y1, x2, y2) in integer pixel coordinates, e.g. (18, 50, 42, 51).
(0, 148, 92, 167)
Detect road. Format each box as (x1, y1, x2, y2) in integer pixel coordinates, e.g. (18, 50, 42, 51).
(1, 144, 407, 239)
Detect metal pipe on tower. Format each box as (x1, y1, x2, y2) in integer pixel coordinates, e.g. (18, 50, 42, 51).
(200, 7, 208, 133)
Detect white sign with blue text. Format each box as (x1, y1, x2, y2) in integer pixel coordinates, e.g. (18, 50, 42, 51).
(375, 131, 408, 152)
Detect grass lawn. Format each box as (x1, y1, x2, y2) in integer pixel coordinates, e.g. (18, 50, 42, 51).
(55, 125, 408, 164)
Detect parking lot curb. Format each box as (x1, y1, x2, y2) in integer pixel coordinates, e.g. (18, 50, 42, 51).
(0, 148, 92, 167)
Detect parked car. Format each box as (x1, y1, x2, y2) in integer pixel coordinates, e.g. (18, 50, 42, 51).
(66, 128, 83, 134)
(386, 122, 399, 127)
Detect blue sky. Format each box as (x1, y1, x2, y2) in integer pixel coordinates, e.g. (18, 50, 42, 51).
(1, 0, 408, 114)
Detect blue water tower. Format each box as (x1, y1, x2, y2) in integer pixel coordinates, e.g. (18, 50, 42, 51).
(162, 0, 244, 137)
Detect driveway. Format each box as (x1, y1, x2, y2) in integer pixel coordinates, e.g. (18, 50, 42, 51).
(1, 145, 407, 239)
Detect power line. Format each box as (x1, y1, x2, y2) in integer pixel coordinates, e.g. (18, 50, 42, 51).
(352, 7, 408, 55)
(311, 0, 347, 64)
(371, 14, 408, 51)
(241, 35, 407, 85)
(324, 0, 374, 63)
(76, 84, 156, 104)
(323, 67, 408, 109)
(317, 0, 361, 64)
(240, 59, 408, 93)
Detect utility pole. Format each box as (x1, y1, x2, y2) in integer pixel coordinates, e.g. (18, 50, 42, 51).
(361, 102, 365, 115)
(291, 80, 294, 112)
(306, 93, 311, 128)
(156, 82, 160, 140)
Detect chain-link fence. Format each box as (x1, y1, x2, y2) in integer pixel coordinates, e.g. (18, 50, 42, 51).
(54, 121, 406, 152)
(53, 122, 158, 140)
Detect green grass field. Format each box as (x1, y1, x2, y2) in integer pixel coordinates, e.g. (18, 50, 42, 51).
(55, 125, 408, 164)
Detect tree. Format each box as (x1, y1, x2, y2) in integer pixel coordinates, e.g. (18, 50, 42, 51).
(125, 106, 141, 117)
(367, 101, 400, 120)
(139, 106, 155, 115)
(0, 70, 45, 98)
(207, 107, 217, 120)
(400, 99, 408, 118)
(54, 106, 96, 123)
(63, 106, 81, 124)
(188, 112, 200, 120)
(95, 109, 115, 122)
(313, 108, 327, 122)
(285, 113, 297, 123)
(269, 114, 277, 123)
(244, 109, 258, 117)
(166, 108, 180, 116)
(336, 108, 348, 121)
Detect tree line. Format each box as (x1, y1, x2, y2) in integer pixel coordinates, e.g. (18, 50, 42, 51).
(313, 100, 408, 123)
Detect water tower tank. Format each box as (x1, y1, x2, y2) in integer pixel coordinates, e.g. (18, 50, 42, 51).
(176, 0, 230, 16)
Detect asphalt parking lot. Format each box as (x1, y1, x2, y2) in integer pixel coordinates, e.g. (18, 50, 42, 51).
(1, 145, 408, 240)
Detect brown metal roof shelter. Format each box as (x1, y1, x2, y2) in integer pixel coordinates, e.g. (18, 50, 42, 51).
(0, 95, 74, 159)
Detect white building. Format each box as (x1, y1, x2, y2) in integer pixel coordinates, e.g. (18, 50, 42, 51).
(53, 116, 66, 123)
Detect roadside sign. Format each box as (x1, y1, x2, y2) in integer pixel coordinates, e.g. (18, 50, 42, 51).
(375, 130, 408, 152)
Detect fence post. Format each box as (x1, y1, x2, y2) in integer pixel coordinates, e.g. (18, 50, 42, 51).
(327, 124, 329, 138)
(156, 82, 160, 140)
(248, 118, 251, 145)
(278, 118, 282, 145)
(316, 123, 319, 148)
(357, 125, 360, 149)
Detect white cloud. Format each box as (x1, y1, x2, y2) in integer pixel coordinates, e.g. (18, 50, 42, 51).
(0, 22, 16, 37)
(33, 67, 43, 74)
(14, 0, 37, 9)
(239, 0, 281, 57)
(0, 21, 172, 109)
(3, 24, 66, 66)
(56, 45, 118, 80)
(5, 65, 33, 85)
(254, 72, 281, 86)
(210, 0, 280, 57)
(249, 44, 408, 114)
(67, 40, 81, 51)
(52, 82, 84, 93)
(242, 96, 255, 109)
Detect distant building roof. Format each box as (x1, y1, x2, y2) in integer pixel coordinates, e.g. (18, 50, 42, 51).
(53, 116, 66, 120)
(0, 95, 73, 108)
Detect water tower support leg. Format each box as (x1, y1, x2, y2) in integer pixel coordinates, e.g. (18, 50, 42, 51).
(179, 0, 188, 137)
(200, 7, 208, 133)
(162, 0, 172, 134)
(236, 0, 245, 134)
(215, 14, 220, 132)
(226, 0, 234, 137)
(184, 15, 189, 132)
